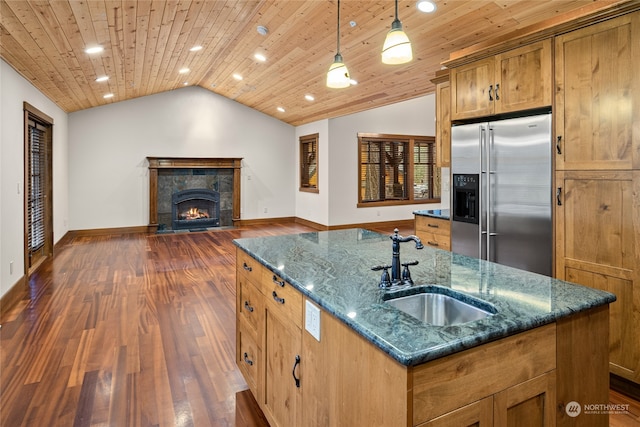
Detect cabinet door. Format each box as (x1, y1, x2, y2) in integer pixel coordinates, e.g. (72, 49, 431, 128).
(555, 170, 639, 383)
(555, 13, 640, 170)
(262, 306, 302, 427)
(418, 397, 493, 427)
(451, 57, 495, 120)
(493, 372, 556, 427)
(494, 39, 552, 114)
(436, 79, 451, 168)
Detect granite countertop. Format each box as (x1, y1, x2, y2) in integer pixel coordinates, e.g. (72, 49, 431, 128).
(413, 209, 450, 220)
(233, 228, 615, 366)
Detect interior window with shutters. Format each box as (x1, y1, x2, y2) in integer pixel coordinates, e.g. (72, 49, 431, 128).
(300, 133, 319, 193)
(358, 133, 439, 206)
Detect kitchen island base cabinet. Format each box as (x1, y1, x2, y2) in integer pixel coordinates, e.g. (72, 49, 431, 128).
(235, 247, 610, 427)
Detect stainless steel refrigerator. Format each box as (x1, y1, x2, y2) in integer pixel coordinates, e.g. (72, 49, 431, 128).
(450, 113, 552, 276)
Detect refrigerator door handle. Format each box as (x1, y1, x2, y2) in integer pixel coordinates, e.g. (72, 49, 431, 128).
(486, 126, 494, 262)
(480, 126, 487, 259)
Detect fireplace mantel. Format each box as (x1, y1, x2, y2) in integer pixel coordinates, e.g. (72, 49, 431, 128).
(147, 157, 242, 231)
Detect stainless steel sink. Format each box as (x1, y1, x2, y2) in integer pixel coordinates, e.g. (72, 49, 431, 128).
(385, 290, 495, 326)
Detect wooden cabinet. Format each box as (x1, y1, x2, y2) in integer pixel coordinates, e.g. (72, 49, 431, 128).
(431, 70, 451, 168)
(450, 39, 552, 120)
(554, 13, 640, 171)
(418, 397, 493, 427)
(554, 11, 640, 386)
(415, 215, 451, 251)
(261, 270, 302, 427)
(555, 170, 640, 384)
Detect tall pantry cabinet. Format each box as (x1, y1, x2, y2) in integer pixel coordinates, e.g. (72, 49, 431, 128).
(554, 11, 640, 385)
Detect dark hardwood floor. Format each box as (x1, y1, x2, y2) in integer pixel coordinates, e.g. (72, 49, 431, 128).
(1, 222, 639, 426)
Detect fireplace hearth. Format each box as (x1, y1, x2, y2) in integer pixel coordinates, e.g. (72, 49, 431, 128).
(172, 188, 220, 230)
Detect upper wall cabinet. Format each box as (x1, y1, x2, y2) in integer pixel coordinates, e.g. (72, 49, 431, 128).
(450, 39, 552, 120)
(555, 12, 640, 171)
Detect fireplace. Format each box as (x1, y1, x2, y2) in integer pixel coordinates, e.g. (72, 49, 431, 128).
(147, 157, 242, 232)
(172, 188, 220, 230)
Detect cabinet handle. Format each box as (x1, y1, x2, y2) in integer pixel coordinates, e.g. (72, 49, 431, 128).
(272, 291, 285, 304)
(488, 84, 493, 101)
(495, 83, 500, 100)
(272, 275, 285, 287)
(244, 300, 254, 313)
(427, 241, 439, 247)
(292, 355, 301, 388)
(556, 135, 562, 155)
(243, 352, 254, 366)
(243, 262, 252, 272)
(556, 187, 562, 206)
(427, 223, 439, 228)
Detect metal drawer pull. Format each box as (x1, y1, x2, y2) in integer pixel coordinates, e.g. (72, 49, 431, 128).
(243, 262, 252, 272)
(427, 223, 439, 228)
(243, 352, 254, 366)
(272, 291, 285, 304)
(427, 241, 439, 247)
(292, 355, 301, 388)
(556, 135, 562, 155)
(557, 187, 562, 206)
(495, 83, 500, 100)
(488, 84, 493, 101)
(272, 275, 285, 287)
(244, 300, 254, 312)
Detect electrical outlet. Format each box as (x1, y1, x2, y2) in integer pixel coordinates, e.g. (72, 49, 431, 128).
(305, 300, 321, 342)
(9, 261, 13, 275)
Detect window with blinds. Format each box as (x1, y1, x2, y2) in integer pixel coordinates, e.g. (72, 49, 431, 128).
(28, 120, 47, 256)
(358, 133, 439, 206)
(300, 133, 319, 193)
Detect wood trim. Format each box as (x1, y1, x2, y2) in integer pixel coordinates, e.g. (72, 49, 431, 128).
(299, 133, 319, 193)
(66, 226, 151, 237)
(443, 0, 640, 68)
(0, 275, 27, 322)
(23, 102, 54, 124)
(146, 157, 243, 226)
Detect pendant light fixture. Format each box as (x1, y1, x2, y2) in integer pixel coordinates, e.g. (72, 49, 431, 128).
(326, 0, 350, 88)
(381, 0, 413, 64)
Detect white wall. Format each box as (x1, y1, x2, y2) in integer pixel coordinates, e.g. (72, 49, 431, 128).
(323, 94, 442, 226)
(68, 87, 295, 230)
(0, 59, 69, 297)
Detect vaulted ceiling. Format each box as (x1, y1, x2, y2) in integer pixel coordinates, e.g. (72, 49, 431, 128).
(0, 0, 632, 126)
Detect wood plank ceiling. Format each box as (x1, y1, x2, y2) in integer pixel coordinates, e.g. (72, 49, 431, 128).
(0, 0, 631, 126)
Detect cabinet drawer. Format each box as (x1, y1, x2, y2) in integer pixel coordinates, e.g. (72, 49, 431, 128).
(418, 232, 451, 251)
(237, 275, 263, 337)
(237, 322, 260, 398)
(236, 247, 262, 285)
(262, 270, 303, 328)
(415, 217, 451, 236)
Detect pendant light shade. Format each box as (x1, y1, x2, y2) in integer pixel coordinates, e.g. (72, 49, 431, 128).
(327, 0, 351, 88)
(382, 0, 413, 64)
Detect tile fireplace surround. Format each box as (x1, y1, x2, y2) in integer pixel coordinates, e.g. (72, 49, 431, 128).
(147, 157, 242, 232)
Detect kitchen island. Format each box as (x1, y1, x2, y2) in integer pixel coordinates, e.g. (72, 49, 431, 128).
(233, 228, 614, 427)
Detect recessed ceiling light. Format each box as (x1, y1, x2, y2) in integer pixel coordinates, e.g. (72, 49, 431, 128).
(95, 76, 109, 82)
(416, 0, 437, 13)
(183, 82, 189, 86)
(277, 107, 285, 113)
(85, 46, 104, 54)
(179, 68, 190, 74)
(103, 93, 114, 99)
(305, 94, 315, 101)
(189, 45, 203, 52)
(257, 25, 268, 36)
(232, 73, 243, 81)
(254, 53, 266, 62)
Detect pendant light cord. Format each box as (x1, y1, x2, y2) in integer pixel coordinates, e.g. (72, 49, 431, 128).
(336, 0, 341, 54)
(394, 0, 398, 20)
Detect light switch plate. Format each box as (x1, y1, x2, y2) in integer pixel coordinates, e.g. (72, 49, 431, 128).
(305, 299, 321, 342)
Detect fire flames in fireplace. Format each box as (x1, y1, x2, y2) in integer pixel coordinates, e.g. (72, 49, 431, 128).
(180, 207, 210, 220)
